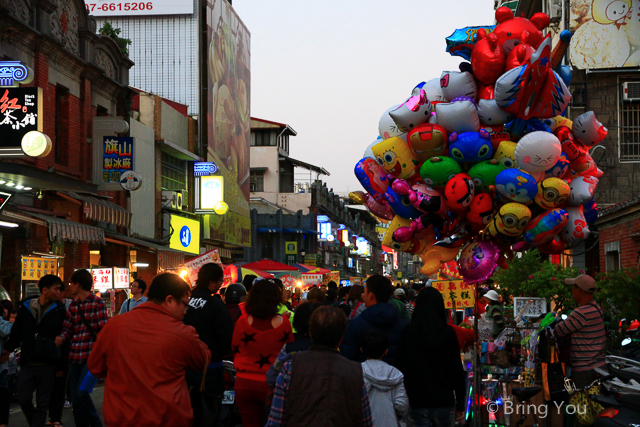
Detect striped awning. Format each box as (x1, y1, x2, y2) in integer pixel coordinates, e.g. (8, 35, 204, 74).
(30, 213, 105, 245)
(158, 250, 185, 269)
(62, 192, 132, 229)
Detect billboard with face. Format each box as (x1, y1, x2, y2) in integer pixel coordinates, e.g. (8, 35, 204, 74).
(570, 0, 640, 68)
(206, 0, 251, 247)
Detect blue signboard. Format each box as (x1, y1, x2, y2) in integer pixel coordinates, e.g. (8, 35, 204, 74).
(103, 137, 133, 183)
(194, 162, 218, 176)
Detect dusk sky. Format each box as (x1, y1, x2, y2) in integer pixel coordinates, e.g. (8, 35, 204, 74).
(233, 0, 496, 194)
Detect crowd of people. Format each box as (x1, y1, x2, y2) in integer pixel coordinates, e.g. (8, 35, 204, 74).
(0, 264, 606, 427)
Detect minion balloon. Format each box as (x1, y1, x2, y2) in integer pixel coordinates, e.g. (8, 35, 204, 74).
(484, 202, 532, 240)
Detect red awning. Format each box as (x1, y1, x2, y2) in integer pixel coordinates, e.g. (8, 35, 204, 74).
(242, 260, 299, 271)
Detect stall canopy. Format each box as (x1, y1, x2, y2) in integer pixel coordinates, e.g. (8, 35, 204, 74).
(292, 263, 331, 274)
(29, 213, 106, 244)
(242, 260, 299, 272)
(60, 191, 132, 229)
(223, 265, 274, 285)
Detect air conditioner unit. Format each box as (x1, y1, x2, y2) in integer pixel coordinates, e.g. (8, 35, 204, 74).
(161, 190, 184, 210)
(622, 82, 640, 101)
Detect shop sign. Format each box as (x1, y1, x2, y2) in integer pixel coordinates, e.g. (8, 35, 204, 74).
(301, 273, 322, 285)
(0, 191, 12, 212)
(0, 61, 34, 87)
(92, 268, 113, 292)
(183, 248, 221, 284)
(169, 215, 200, 254)
(323, 271, 340, 285)
(393, 251, 399, 269)
(318, 222, 332, 241)
(194, 162, 218, 176)
(513, 297, 547, 318)
(21, 131, 52, 158)
(432, 280, 475, 309)
(0, 87, 43, 151)
(83, 0, 193, 17)
(317, 215, 329, 223)
(195, 175, 226, 214)
(285, 241, 297, 265)
(103, 136, 133, 183)
(113, 267, 130, 289)
(304, 253, 319, 266)
(119, 170, 143, 191)
(21, 256, 58, 280)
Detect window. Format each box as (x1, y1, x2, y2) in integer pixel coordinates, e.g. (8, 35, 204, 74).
(605, 241, 621, 271)
(250, 170, 264, 192)
(253, 130, 273, 146)
(54, 85, 69, 166)
(620, 80, 640, 161)
(161, 152, 188, 202)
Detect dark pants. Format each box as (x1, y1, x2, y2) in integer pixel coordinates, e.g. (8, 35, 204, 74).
(48, 368, 68, 423)
(409, 407, 454, 427)
(68, 362, 102, 427)
(188, 367, 225, 427)
(16, 364, 56, 427)
(0, 370, 9, 426)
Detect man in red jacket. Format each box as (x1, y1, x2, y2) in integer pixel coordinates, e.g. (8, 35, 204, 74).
(88, 273, 211, 427)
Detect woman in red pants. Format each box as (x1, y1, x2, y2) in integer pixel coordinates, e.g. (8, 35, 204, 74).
(232, 279, 293, 427)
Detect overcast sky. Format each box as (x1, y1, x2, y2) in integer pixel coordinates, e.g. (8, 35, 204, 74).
(233, 0, 496, 194)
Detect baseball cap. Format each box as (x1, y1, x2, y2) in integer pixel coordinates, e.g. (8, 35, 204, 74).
(565, 275, 596, 293)
(484, 290, 500, 301)
(394, 288, 405, 296)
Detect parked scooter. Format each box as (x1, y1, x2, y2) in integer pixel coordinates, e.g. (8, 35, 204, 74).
(593, 349, 640, 426)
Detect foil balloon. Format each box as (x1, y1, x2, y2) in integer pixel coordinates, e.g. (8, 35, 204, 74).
(538, 235, 566, 255)
(543, 115, 573, 132)
(394, 212, 445, 243)
(439, 71, 478, 102)
(378, 105, 404, 140)
(448, 129, 493, 164)
(457, 241, 500, 283)
(443, 173, 475, 212)
(573, 111, 608, 147)
(371, 137, 419, 180)
(384, 185, 421, 219)
(505, 42, 535, 70)
(435, 101, 480, 134)
(561, 206, 590, 247)
(354, 157, 390, 200)
(493, 6, 550, 55)
(514, 131, 562, 180)
(522, 208, 569, 246)
(414, 78, 446, 102)
(478, 83, 495, 100)
(570, 151, 602, 178)
(363, 138, 381, 161)
(420, 156, 462, 188)
(407, 123, 448, 162)
(471, 28, 505, 85)
(477, 99, 513, 126)
(583, 198, 598, 225)
(382, 216, 426, 254)
(544, 154, 570, 179)
(555, 126, 584, 161)
(493, 140, 518, 168)
(392, 180, 446, 215)
(534, 177, 570, 210)
(466, 193, 495, 232)
(421, 249, 443, 275)
(349, 191, 394, 220)
(468, 159, 506, 193)
(389, 89, 433, 133)
(495, 169, 538, 204)
(568, 176, 599, 205)
(484, 202, 532, 239)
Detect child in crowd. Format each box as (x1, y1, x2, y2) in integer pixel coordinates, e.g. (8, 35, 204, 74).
(360, 329, 409, 427)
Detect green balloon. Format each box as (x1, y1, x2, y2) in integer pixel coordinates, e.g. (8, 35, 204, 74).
(419, 157, 462, 188)
(468, 159, 506, 193)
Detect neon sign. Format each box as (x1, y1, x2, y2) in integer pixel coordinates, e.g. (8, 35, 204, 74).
(194, 162, 218, 176)
(0, 61, 34, 88)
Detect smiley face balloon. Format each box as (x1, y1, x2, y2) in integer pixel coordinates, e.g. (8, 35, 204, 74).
(420, 156, 462, 188)
(514, 131, 562, 181)
(372, 136, 419, 180)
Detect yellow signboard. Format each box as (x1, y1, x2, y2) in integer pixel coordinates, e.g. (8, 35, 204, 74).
(432, 280, 475, 309)
(169, 215, 201, 255)
(285, 242, 297, 255)
(199, 175, 224, 210)
(21, 256, 58, 281)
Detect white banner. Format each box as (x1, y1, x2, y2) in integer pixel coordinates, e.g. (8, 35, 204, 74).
(84, 0, 193, 16)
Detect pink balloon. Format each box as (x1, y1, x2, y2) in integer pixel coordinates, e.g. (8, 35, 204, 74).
(457, 241, 500, 283)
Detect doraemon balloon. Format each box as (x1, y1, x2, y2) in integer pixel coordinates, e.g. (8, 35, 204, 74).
(449, 129, 493, 164)
(544, 154, 570, 179)
(514, 131, 562, 181)
(443, 173, 475, 212)
(440, 71, 478, 102)
(371, 137, 419, 180)
(389, 90, 433, 133)
(435, 101, 480, 134)
(534, 177, 570, 210)
(522, 209, 569, 247)
(573, 111, 608, 147)
(420, 157, 462, 188)
(468, 159, 506, 193)
(561, 206, 590, 247)
(493, 140, 518, 169)
(495, 169, 538, 204)
(568, 176, 598, 205)
(407, 123, 448, 163)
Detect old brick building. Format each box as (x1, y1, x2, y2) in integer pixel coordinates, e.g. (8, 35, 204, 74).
(595, 198, 640, 271)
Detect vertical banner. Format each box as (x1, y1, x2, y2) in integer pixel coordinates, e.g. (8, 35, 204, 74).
(103, 136, 133, 183)
(285, 241, 297, 265)
(431, 280, 475, 309)
(206, 0, 251, 247)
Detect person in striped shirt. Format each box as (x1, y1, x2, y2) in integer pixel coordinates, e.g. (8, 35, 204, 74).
(554, 275, 606, 390)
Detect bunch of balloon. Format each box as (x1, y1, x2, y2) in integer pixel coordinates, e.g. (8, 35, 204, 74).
(350, 6, 607, 283)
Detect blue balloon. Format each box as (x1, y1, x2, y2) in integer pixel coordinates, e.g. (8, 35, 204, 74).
(583, 198, 598, 225)
(448, 129, 493, 164)
(384, 186, 421, 219)
(495, 169, 538, 204)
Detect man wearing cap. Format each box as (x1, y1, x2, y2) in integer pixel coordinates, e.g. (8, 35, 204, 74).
(554, 275, 606, 389)
(389, 288, 411, 322)
(481, 290, 504, 338)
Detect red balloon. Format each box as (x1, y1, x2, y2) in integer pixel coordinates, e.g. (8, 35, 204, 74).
(493, 6, 550, 56)
(478, 83, 495, 100)
(443, 173, 475, 213)
(471, 29, 506, 85)
(505, 43, 535, 70)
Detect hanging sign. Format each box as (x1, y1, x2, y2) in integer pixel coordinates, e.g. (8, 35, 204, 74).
(21, 256, 58, 280)
(432, 280, 475, 309)
(0, 87, 43, 151)
(92, 268, 114, 292)
(119, 170, 143, 191)
(113, 267, 130, 289)
(103, 136, 133, 183)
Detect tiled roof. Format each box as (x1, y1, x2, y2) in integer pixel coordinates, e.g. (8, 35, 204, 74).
(597, 197, 640, 218)
(250, 198, 295, 215)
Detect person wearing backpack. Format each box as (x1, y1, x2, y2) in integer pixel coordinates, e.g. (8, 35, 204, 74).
(119, 279, 147, 314)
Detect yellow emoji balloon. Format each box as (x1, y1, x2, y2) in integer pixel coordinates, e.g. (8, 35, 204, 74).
(493, 140, 518, 169)
(372, 136, 419, 180)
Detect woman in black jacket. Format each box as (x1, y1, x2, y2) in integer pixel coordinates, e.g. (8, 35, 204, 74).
(396, 287, 467, 427)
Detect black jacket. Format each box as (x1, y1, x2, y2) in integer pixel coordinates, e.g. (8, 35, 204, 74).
(6, 298, 67, 366)
(183, 287, 233, 362)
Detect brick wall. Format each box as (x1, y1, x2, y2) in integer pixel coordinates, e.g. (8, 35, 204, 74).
(597, 212, 640, 270)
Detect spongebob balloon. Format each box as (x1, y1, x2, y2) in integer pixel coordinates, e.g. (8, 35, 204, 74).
(372, 136, 419, 180)
(493, 140, 518, 169)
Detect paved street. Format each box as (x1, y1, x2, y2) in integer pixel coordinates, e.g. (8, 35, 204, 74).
(7, 385, 105, 427)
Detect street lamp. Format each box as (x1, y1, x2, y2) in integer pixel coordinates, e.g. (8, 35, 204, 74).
(300, 249, 306, 263)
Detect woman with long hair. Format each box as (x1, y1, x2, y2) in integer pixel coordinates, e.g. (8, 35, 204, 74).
(232, 279, 293, 427)
(347, 284, 365, 320)
(396, 287, 466, 427)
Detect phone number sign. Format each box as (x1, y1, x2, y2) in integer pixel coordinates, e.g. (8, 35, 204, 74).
(84, 0, 193, 16)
